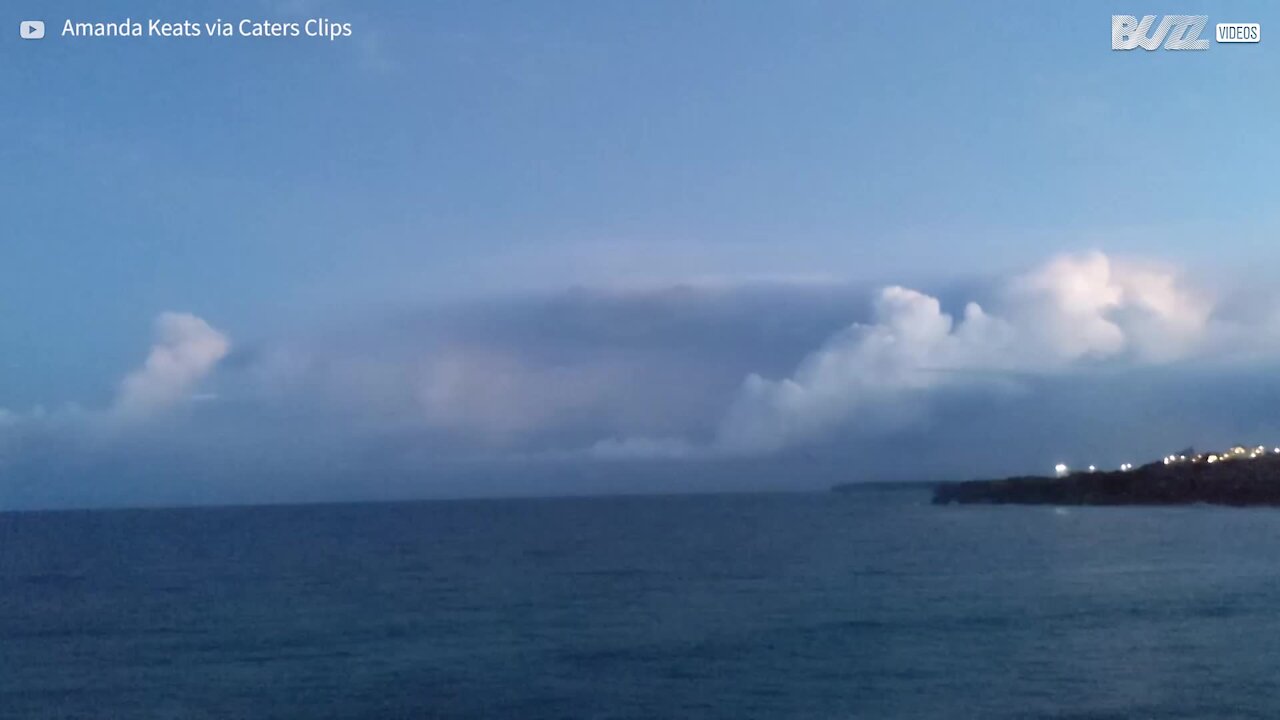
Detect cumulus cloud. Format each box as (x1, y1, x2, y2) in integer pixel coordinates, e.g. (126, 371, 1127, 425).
(713, 251, 1217, 454)
(1005, 252, 1210, 364)
(0, 312, 227, 441)
(715, 289, 1005, 454)
(110, 312, 230, 423)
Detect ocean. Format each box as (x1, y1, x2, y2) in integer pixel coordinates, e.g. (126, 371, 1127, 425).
(4, 488, 1280, 719)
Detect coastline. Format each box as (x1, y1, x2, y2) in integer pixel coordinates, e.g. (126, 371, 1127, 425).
(933, 452, 1280, 507)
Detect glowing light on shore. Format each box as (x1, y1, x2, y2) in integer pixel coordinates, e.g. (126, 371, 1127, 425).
(1047, 443, 1280, 480)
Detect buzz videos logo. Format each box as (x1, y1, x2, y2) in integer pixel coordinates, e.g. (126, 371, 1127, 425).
(1112, 15, 1209, 49)
(1113, 15, 1261, 50)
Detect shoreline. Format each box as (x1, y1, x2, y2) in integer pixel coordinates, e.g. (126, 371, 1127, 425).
(933, 452, 1280, 507)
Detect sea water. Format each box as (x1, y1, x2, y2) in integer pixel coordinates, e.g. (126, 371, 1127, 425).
(4, 489, 1280, 719)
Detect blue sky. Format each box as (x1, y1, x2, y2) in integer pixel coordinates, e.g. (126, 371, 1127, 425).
(4, 1, 1280, 507)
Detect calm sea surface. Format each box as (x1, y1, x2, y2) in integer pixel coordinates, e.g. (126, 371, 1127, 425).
(4, 489, 1280, 719)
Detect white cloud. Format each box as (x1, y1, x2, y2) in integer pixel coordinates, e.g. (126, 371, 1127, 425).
(110, 312, 230, 423)
(1004, 252, 1210, 364)
(714, 251, 1217, 454)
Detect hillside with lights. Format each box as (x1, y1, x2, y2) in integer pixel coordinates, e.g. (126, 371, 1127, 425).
(933, 445, 1280, 506)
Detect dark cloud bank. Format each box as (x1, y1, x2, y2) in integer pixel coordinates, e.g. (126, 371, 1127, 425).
(6, 252, 1280, 510)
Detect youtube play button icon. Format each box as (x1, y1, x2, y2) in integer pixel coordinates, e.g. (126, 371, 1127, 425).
(20, 20, 45, 39)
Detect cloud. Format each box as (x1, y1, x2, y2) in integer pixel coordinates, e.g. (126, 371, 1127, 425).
(417, 345, 621, 440)
(110, 312, 230, 423)
(1005, 252, 1210, 364)
(712, 251, 1217, 454)
(0, 311, 226, 440)
(199, 254, 1243, 462)
(589, 435, 700, 460)
(16, 255, 1280, 510)
(715, 288, 1006, 454)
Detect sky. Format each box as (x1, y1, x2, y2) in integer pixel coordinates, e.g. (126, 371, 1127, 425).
(3, 1, 1280, 509)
